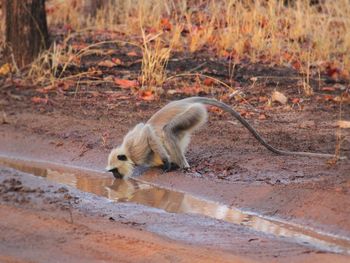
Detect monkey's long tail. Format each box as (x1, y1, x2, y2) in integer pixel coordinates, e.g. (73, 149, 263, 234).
(183, 97, 346, 160)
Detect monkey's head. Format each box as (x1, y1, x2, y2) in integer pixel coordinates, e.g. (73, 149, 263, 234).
(106, 146, 135, 179)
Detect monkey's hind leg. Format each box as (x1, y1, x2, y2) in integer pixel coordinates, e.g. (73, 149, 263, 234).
(163, 103, 207, 168)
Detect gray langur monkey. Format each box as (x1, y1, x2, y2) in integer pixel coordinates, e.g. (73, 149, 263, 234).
(106, 97, 345, 179)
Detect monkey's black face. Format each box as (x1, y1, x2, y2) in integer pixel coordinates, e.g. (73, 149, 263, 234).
(108, 168, 123, 179)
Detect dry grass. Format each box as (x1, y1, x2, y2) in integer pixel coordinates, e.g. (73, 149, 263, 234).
(2, 0, 349, 93)
(140, 31, 171, 92)
(50, 1, 349, 70)
(27, 35, 76, 85)
(0, 6, 3, 41)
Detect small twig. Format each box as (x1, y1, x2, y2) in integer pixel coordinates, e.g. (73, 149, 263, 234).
(68, 206, 74, 224)
(165, 73, 260, 112)
(58, 70, 104, 81)
(333, 92, 345, 162)
(186, 61, 207, 73)
(10, 52, 20, 74)
(166, 72, 235, 92)
(73, 76, 81, 99)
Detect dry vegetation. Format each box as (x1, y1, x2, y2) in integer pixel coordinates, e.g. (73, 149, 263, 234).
(1, 0, 350, 95)
(48, 0, 350, 84)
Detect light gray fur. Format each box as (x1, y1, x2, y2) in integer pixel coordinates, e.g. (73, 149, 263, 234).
(107, 96, 345, 178)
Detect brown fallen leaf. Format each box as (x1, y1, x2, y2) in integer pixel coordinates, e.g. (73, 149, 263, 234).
(139, 91, 155, 101)
(322, 94, 334, 101)
(271, 90, 288, 105)
(127, 51, 138, 57)
(36, 84, 56, 93)
(31, 96, 48, 104)
(160, 18, 172, 31)
(0, 63, 11, 76)
(114, 78, 139, 89)
(326, 63, 341, 79)
(179, 85, 205, 95)
(291, 98, 301, 104)
(168, 85, 204, 96)
(258, 96, 269, 103)
(111, 58, 122, 65)
(208, 106, 223, 114)
(239, 110, 253, 118)
(291, 60, 301, 70)
(321, 87, 336, 92)
(56, 141, 64, 147)
(98, 60, 117, 68)
(203, 78, 214, 86)
(283, 51, 293, 61)
(258, 113, 267, 120)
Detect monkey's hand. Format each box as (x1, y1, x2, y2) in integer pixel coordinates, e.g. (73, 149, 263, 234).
(162, 159, 172, 172)
(161, 159, 179, 172)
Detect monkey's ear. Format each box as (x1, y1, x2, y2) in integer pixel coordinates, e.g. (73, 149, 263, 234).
(117, 154, 127, 161)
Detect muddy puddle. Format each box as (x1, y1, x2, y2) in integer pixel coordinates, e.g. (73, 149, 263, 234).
(0, 154, 349, 255)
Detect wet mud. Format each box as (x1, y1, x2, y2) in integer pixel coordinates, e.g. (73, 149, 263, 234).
(1, 155, 349, 256)
(0, 164, 349, 263)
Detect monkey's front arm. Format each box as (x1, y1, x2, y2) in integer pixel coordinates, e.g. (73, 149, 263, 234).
(142, 124, 174, 172)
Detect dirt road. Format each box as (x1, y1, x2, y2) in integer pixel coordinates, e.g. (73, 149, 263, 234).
(1, 54, 349, 261)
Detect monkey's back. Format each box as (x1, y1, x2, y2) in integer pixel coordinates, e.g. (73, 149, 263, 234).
(147, 100, 191, 130)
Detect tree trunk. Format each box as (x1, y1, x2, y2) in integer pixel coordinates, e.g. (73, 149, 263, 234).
(5, 0, 50, 68)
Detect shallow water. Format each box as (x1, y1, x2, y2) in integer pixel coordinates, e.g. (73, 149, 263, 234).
(0, 155, 349, 255)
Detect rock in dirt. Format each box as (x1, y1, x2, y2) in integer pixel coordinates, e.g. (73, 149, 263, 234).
(271, 90, 288, 105)
(338, 120, 350, 129)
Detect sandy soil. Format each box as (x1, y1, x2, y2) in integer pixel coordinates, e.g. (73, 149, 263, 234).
(0, 48, 350, 261)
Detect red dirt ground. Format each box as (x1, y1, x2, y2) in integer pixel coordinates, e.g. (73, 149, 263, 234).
(0, 42, 349, 262)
